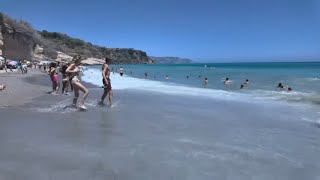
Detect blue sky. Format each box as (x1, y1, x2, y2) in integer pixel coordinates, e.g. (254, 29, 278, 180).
(0, 0, 320, 62)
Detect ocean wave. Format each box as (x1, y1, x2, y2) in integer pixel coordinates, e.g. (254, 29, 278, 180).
(82, 67, 320, 106)
(81, 67, 253, 102)
(248, 89, 320, 105)
(303, 77, 320, 82)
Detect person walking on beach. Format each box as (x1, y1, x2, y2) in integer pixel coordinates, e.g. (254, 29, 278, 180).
(66, 55, 89, 110)
(99, 57, 113, 107)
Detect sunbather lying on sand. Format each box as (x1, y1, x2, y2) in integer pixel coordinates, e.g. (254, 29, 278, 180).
(0, 84, 6, 90)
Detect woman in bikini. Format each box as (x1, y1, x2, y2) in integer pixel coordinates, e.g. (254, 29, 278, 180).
(66, 55, 89, 109)
(48, 62, 58, 94)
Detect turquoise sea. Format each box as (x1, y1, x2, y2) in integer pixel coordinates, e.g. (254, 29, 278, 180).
(84, 62, 320, 106)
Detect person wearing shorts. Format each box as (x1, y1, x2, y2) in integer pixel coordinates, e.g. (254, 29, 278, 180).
(99, 57, 113, 107)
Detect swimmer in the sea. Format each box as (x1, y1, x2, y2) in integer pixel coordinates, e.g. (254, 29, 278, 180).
(187, 76, 189, 79)
(288, 87, 292, 92)
(204, 77, 208, 87)
(244, 79, 250, 84)
(165, 75, 169, 80)
(120, 67, 124, 76)
(224, 78, 232, 85)
(277, 83, 284, 89)
(66, 55, 89, 110)
(240, 84, 244, 89)
(144, 72, 148, 78)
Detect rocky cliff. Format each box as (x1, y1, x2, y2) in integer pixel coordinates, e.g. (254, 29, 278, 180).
(150, 56, 192, 64)
(0, 13, 155, 64)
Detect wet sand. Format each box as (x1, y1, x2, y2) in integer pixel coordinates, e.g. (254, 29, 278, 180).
(0, 69, 320, 180)
(0, 69, 51, 107)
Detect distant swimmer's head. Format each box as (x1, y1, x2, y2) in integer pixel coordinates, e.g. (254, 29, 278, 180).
(226, 78, 229, 81)
(72, 55, 82, 65)
(240, 84, 244, 89)
(105, 57, 111, 64)
(205, 77, 208, 80)
(288, 87, 292, 91)
(278, 83, 283, 88)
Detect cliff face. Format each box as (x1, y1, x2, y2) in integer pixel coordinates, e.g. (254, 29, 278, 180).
(150, 56, 192, 64)
(0, 13, 155, 64)
(0, 13, 39, 60)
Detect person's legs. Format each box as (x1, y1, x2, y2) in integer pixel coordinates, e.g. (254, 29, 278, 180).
(0, 84, 6, 90)
(62, 80, 66, 94)
(69, 78, 74, 92)
(100, 88, 108, 103)
(108, 89, 113, 107)
(55, 81, 59, 93)
(73, 82, 89, 106)
(72, 85, 79, 106)
(51, 80, 55, 93)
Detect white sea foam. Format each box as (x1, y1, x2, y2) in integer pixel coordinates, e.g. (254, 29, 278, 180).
(81, 67, 252, 102)
(81, 67, 320, 107)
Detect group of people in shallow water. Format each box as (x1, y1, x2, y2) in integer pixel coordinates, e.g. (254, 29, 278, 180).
(47, 55, 113, 110)
(46, 57, 294, 110)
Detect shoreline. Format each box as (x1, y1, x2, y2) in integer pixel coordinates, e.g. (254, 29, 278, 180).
(0, 67, 320, 179)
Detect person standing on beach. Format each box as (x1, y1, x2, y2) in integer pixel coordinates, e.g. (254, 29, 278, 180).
(204, 77, 208, 87)
(66, 55, 89, 110)
(120, 67, 124, 76)
(17, 61, 22, 73)
(60, 63, 70, 95)
(48, 62, 58, 94)
(99, 57, 113, 107)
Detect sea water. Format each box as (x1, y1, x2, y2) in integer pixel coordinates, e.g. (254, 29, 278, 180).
(1, 63, 320, 179)
(82, 62, 320, 107)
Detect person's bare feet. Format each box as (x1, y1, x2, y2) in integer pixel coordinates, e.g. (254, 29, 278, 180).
(0, 84, 6, 90)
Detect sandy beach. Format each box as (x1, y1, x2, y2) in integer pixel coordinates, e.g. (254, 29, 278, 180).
(0, 69, 51, 107)
(0, 67, 320, 180)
